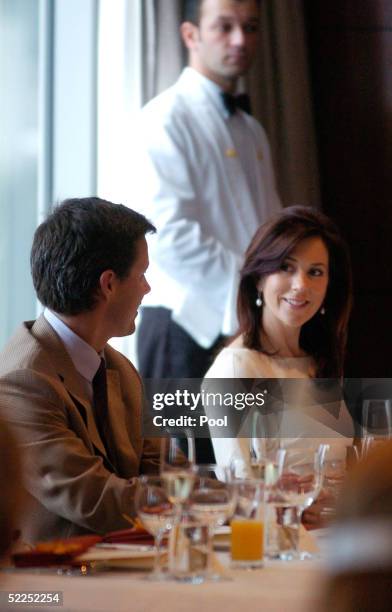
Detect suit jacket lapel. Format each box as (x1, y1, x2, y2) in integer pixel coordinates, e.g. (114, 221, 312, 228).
(31, 315, 109, 459)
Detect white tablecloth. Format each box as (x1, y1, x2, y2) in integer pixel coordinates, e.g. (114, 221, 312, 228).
(1, 557, 327, 612)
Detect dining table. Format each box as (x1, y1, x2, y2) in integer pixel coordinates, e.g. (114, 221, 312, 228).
(0, 530, 329, 612)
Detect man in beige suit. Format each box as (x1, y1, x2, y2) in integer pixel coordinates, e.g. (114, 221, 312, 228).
(0, 198, 160, 543)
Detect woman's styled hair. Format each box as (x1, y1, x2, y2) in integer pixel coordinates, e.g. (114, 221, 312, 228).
(237, 206, 353, 377)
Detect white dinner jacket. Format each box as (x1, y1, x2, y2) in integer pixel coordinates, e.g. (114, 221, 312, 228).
(133, 68, 281, 347)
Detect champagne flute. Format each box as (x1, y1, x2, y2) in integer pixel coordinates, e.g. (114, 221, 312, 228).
(160, 433, 196, 512)
(275, 447, 323, 560)
(249, 411, 266, 478)
(319, 443, 348, 520)
(135, 475, 177, 581)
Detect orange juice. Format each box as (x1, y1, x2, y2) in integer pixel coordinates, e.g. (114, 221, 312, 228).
(231, 519, 264, 562)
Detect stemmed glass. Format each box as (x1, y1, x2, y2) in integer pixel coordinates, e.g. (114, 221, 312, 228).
(189, 464, 236, 581)
(319, 443, 348, 521)
(160, 434, 197, 514)
(361, 400, 392, 455)
(274, 447, 323, 560)
(134, 475, 177, 581)
(249, 411, 281, 479)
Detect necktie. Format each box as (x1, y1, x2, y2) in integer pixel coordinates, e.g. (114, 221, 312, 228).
(221, 92, 252, 116)
(92, 358, 116, 468)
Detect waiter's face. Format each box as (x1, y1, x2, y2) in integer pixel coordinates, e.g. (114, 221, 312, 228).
(184, 0, 260, 90)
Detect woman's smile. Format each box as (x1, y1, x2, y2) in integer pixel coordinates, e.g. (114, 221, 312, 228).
(260, 236, 329, 333)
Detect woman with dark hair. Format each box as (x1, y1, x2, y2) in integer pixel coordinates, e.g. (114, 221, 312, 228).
(205, 206, 354, 465)
(237, 205, 352, 376)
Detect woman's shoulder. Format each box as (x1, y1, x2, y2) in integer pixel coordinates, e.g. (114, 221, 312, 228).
(205, 337, 272, 378)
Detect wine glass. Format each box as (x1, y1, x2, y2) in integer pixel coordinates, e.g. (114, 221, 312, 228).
(274, 447, 323, 560)
(160, 434, 197, 513)
(135, 475, 177, 581)
(249, 411, 281, 478)
(189, 464, 235, 581)
(362, 400, 392, 451)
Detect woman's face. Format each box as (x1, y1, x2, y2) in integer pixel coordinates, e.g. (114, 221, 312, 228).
(258, 237, 329, 331)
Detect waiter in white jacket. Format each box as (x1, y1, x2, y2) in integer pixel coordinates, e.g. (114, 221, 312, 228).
(135, 0, 281, 459)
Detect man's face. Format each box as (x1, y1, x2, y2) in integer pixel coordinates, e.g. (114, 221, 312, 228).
(185, 0, 260, 90)
(107, 237, 150, 337)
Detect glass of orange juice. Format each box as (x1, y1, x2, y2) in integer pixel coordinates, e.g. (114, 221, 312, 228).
(230, 479, 264, 568)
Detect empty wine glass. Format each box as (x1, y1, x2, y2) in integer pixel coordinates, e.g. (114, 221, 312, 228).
(135, 475, 177, 581)
(189, 464, 235, 581)
(228, 412, 280, 481)
(275, 447, 323, 560)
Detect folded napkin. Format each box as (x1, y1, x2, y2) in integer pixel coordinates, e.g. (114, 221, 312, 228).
(103, 527, 154, 546)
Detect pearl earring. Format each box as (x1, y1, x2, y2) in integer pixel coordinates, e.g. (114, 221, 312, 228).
(320, 306, 326, 315)
(256, 293, 263, 307)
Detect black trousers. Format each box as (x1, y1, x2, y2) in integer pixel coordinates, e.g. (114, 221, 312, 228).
(137, 307, 226, 463)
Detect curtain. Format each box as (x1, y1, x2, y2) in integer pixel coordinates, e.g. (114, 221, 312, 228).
(139, 0, 320, 206)
(141, 0, 185, 103)
(248, 0, 320, 206)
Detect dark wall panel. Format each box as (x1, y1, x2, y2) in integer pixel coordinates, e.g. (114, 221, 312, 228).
(305, 0, 392, 376)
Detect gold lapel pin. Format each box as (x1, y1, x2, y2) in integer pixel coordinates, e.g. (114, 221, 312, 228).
(225, 148, 237, 158)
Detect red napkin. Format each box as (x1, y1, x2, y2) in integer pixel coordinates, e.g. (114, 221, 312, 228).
(13, 535, 102, 567)
(103, 527, 154, 546)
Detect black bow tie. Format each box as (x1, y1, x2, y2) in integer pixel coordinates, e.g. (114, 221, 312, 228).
(221, 92, 252, 116)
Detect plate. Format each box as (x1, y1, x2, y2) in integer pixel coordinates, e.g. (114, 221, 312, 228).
(76, 545, 160, 570)
(214, 526, 231, 536)
(213, 526, 231, 551)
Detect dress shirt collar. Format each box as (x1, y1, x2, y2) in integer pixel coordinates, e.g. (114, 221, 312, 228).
(44, 308, 101, 382)
(182, 67, 231, 118)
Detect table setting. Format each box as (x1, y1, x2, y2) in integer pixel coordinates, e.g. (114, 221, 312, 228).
(0, 434, 359, 611)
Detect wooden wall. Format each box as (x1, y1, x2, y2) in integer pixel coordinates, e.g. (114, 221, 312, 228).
(304, 0, 392, 376)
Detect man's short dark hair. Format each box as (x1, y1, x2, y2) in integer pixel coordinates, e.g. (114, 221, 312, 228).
(183, 0, 261, 25)
(31, 197, 155, 315)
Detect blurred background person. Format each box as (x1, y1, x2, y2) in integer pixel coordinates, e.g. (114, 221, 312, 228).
(135, 0, 281, 463)
(136, 0, 280, 382)
(324, 441, 392, 612)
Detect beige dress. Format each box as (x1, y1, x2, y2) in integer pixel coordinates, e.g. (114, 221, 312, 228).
(203, 337, 354, 467)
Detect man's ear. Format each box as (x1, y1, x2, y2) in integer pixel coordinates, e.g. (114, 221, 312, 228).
(180, 21, 200, 51)
(99, 270, 117, 300)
